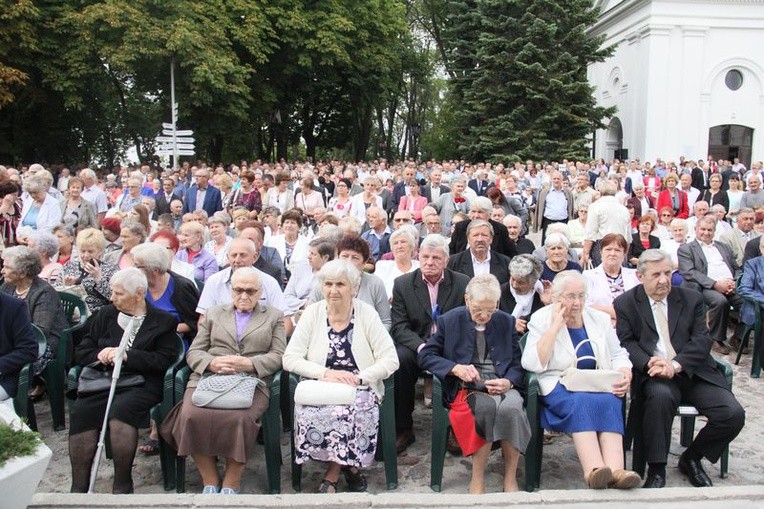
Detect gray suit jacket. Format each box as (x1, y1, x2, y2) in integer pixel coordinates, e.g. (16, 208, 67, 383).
(185, 303, 286, 396)
(677, 239, 739, 293)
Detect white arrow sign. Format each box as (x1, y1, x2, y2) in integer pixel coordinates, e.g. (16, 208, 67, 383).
(156, 135, 195, 144)
(158, 143, 195, 151)
(157, 149, 195, 156)
(162, 122, 174, 130)
(162, 129, 194, 137)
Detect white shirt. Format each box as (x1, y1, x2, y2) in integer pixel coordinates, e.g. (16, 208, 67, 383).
(470, 250, 491, 276)
(681, 186, 701, 209)
(699, 241, 733, 281)
(81, 184, 108, 214)
(196, 266, 289, 315)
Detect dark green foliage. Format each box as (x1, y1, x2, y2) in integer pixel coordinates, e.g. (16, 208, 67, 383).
(0, 422, 41, 468)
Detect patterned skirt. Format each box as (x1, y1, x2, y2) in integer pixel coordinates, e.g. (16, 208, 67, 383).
(294, 387, 379, 468)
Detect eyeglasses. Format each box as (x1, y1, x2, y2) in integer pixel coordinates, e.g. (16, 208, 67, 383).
(560, 293, 586, 302)
(233, 287, 261, 296)
(661, 214, 672, 217)
(467, 304, 498, 316)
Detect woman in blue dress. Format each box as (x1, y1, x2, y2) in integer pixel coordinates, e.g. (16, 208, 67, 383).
(522, 270, 641, 490)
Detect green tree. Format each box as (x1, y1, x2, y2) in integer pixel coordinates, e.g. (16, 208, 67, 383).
(442, 0, 614, 162)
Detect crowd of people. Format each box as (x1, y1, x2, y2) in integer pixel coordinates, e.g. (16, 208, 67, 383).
(0, 154, 758, 495)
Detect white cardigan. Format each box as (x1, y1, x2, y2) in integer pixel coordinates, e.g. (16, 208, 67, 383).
(18, 193, 62, 236)
(521, 305, 632, 396)
(265, 234, 310, 273)
(583, 265, 640, 309)
(282, 298, 399, 399)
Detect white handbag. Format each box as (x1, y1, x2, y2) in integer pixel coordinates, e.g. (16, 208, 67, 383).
(294, 379, 356, 406)
(559, 339, 624, 393)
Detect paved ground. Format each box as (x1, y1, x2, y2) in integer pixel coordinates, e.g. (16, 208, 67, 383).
(30, 344, 764, 496)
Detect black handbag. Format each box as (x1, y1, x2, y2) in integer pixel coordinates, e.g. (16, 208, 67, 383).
(76, 361, 145, 396)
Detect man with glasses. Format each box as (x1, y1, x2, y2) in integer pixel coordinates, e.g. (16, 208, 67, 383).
(183, 168, 223, 216)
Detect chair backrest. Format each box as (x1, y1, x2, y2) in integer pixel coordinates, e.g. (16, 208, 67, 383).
(171, 334, 186, 370)
(57, 291, 88, 327)
(31, 324, 47, 358)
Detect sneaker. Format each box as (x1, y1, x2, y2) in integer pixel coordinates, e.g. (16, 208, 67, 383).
(220, 487, 239, 495)
(202, 485, 219, 494)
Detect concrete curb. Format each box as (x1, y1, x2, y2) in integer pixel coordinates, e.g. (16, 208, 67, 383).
(30, 485, 764, 508)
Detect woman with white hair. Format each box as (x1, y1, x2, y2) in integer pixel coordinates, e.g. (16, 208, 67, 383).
(349, 176, 384, 226)
(283, 260, 399, 493)
(522, 271, 639, 490)
(540, 233, 582, 282)
(176, 221, 218, 282)
(436, 177, 470, 229)
(203, 212, 233, 268)
(17, 175, 62, 239)
(374, 226, 420, 299)
(68, 267, 178, 493)
(28, 231, 63, 286)
(499, 254, 550, 333)
(419, 274, 531, 494)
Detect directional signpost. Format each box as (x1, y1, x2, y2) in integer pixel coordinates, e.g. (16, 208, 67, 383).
(155, 60, 195, 167)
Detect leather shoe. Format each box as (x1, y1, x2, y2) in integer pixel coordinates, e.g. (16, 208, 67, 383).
(586, 466, 612, 489)
(609, 469, 642, 489)
(729, 336, 750, 355)
(679, 453, 713, 487)
(711, 341, 731, 355)
(642, 472, 666, 488)
(396, 430, 415, 454)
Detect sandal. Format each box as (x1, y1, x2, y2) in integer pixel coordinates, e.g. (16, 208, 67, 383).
(318, 479, 338, 494)
(138, 438, 160, 456)
(342, 466, 367, 492)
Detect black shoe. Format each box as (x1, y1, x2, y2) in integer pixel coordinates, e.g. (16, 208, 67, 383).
(729, 336, 750, 355)
(396, 429, 415, 454)
(342, 466, 367, 492)
(678, 453, 713, 487)
(642, 472, 666, 488)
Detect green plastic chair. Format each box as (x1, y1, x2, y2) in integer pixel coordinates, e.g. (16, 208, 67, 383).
(66, 334, 186, 491)
(288, 373, 398, 491)
(13, 325, 47, 431)
(627, 358, 732, 478)
(172, 368, 284, 494)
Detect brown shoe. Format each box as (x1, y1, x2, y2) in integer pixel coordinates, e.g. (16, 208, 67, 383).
(609, 469, 642, 489)
(711, 341, 731, 355)
(729, 336, 750, 355)
(586, 467, 612, 489)
(396, 429, 415, 454)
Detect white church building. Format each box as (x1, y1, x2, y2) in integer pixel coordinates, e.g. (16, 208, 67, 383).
(588, 0, 764, 168)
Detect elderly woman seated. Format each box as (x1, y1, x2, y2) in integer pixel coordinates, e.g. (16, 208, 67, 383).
(175, 221, 218, 282)
(522, 271, 640, 490)
(68, 268, 178, 493)
(283, 260, 399, 494)
(540, 232, 582, 282)
(373, 226, 420, 299)
(162, 267, 286, 495)
(61, 228, 119, 313)
(284, 237, 335, 316)
(419, 274, 531, 494)
(499, 254, 550, 333)
(1, 246, 68, 400)
(28, 231, 63, 286)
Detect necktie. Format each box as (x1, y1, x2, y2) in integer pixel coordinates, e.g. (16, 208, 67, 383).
(654, 301, 676, 359)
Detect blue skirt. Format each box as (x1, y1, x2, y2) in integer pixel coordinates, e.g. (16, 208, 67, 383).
(540, 383, 624, 434)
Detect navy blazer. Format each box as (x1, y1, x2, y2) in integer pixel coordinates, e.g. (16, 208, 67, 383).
(182, 185, 223, 217)
(0, 294, 39, 397)
(419, 307, 525, 407)
(739, 256, 764, 326)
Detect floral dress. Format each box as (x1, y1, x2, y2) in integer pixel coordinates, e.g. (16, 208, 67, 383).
(293, 317, 380, 468)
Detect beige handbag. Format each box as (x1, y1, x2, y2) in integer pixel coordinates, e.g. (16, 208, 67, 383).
(559, 339, 624, 393)
(294, 379, 356, 406)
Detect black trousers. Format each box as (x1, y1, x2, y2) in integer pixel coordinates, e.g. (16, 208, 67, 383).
(394, 344, 420, 432)
(638, 373, 745, 464)
(541, 217, 568, 245)
(703, 289, 744, 344)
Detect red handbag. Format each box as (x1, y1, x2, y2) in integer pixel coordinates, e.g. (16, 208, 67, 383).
(448, 389, 487, 457)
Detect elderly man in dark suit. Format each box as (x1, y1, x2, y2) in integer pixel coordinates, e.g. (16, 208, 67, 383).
(449, 197, 517, 258)
(468, 169, 494, 197)
(447, 220, 510, 282)
(0, 293, 39, 409)
(154, 178, 181, 219)
(422, 168, 450, 204)
(677, 215, 743, 355)
(615, 249, 744, 488)
(182, 167, 223, 217)
(391, 234, 470, 453)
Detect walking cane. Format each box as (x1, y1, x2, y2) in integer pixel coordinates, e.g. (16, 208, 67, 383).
(87, 316, 138, 493)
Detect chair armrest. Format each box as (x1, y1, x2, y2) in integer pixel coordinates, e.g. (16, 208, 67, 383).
(714, 358, 734, 389)
(174, 366, 192, 403)
(67, 365, 83, 399)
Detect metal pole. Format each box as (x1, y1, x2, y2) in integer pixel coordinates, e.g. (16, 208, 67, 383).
(171, 59, 178, 169)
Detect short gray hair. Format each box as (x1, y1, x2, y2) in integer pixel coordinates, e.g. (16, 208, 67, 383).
(132, 243, 171, 273)
(121, 220, 147, 242)
(111, 267, 148, 296)
(466, 274, 501, 303)
(466, 219, 494, 237)
(509, 254, 542, 281)
(209, 211, 232, 227)
(597, 180, 616, 196)
(710, 204, 727, 214)
(2, 246, 42, 278)
(697, 214, 717, 228)
(29, 232, 59, 259)
(503, 214, 522, 227)
(390, 225, 418, 251)
(22, 176, 47, 195)
(545, 232, 570, 249)
(636, 249, 672, 274)
(231, 266, 262, 287)
(420, 233, 449, 257)
(472, 196, 493, 214)
(316, 259, 362, 294)
(669, 218, 688, 232)
(551, 270, 588, 300)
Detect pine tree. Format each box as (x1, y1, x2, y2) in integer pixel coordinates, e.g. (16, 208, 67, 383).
(444, 0, 614, 161)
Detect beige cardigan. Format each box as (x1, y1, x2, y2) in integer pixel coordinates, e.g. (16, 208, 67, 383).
(282, 298, 399, 399)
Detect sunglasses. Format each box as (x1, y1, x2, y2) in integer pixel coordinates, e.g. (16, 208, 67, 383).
(232, 287, 260, 296)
